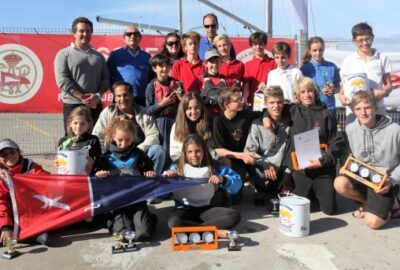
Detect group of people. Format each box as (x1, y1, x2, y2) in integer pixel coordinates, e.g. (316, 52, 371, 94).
(1, 15, 400, 248)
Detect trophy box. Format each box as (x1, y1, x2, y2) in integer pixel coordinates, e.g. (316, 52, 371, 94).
(171, 226, 218, 251)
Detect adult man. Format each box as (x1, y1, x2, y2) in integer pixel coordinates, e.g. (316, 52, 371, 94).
(334, 91, 400, 229)
(55, 17, 109, 134)
(92, 81, 166, 175)
(198, 13, 235, 61)
(107, 26, 153, 106)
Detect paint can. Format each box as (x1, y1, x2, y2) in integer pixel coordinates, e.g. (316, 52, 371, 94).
(56, 146, 90, 175)
(278, 194, 310, 237)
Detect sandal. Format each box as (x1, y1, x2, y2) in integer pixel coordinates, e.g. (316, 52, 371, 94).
(352, 207, 365, 218)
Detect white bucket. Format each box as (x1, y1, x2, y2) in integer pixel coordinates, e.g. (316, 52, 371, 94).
(278, 194, 310, 237)
(56, 146, 90, 175)
(342, 73, 369, 99)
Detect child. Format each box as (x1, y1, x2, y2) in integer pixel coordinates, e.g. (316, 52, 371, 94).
(210, 87, 263, 200)
(201, 48, 226, 116)
(144, 53, 181, 162)
(171, 31, 203, 94)
(339, 22, 392, 120)
(267, 42, 302, 103)
(245, 86, 292, 205)
(164, 134, 241, 238)
(170, 93, 212, 162)
(95, 117, 158, 239)
(301, 36, 340, 114)
(0, 139, 50, 246)
(243, 32, 275, 106)
(57, 106, 102, 175)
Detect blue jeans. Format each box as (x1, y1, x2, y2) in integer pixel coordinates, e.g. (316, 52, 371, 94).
(146, 144, 166, 175)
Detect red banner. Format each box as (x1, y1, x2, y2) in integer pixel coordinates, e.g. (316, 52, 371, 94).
(0, 33, 295, 113)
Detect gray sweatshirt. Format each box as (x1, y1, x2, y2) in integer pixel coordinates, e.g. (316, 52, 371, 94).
(346, 115, 400, 185)
(245, 118, 290, 168)
(54, 45, 109, 104)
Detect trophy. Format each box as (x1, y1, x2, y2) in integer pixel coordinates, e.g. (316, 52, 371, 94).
(202, 232, 214, 243)
(175, 233, 189, 245)
(188, 232, 201, 244)
(270, 198, 280, 216)
(111, 233, 125, 254)
(227, 230, 241, 251)
(2, 237, 20, 259)
(124, 230, 138, 252)
(342, 155, 387, 191)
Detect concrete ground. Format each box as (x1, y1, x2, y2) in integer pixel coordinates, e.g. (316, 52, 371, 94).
(1, 157, 400, 270)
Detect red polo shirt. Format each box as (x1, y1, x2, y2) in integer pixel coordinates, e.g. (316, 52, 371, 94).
(219, 59, 245, 88)
(244, 56, 275, 103)
(171, 58, 204, 93)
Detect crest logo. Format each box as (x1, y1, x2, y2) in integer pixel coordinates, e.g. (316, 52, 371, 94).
(0, 44, 43, 104)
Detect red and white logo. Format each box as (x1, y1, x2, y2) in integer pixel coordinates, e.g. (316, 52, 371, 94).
(0, 44, 43, 104)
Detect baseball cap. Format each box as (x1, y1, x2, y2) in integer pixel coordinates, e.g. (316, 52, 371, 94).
(204, 49, 220, 61)
(0, 139, 19, 152)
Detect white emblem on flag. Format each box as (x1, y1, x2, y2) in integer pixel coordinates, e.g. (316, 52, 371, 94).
(33, 195, 71, 211)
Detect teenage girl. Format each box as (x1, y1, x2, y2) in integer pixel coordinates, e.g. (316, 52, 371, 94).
(164, 134, 241, 238)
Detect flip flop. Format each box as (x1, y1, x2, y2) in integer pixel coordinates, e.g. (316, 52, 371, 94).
(352, 207, 365, 218)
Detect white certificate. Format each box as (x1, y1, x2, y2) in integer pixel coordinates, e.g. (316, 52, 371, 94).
(294, 128, 321, 169)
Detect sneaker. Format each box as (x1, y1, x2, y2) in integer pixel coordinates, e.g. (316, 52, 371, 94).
(35, 232, 48, 245)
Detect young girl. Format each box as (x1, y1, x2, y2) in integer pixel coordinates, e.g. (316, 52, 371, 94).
(95, 117, 158, 240)
(169, 93, 212, 162)
(164, 134, 241, 238)
(56, 106, 102, 175)
(0, 139, 50, 246)
(300, 36, 341, 114)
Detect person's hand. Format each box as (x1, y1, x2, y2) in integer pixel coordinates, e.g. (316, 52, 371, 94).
(159, 92, 177, 107)
(0, 229, 12, 246)
(322, 85, 334, 96)
(209, 175, 223, 185)
(303, 159, 322, 169)
(262, 117, 275, 132)
(163, 170, 177, 177)
(264, 163, 278, 181)
(338, 166, 346, 175)
(376, 180, 392, 194)
(81, 93, 100, 108)
(279, 183, 292, 195)
(144, 171, 156, 178)
(241, 152, 257, 165)
(85, 156, 95, 175)
(258, 82, 266, 91)
(339, 93, 351, 106)
(95, 170, 110, 178)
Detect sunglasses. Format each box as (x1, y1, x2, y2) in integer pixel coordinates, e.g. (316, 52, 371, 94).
(125, 32, 141, 38)
(167, 41, 180, 47)
(204, 24, 217, 29)
(0, 148, 18, 158)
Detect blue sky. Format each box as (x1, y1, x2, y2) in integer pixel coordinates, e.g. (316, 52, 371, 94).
(1, 0, 400, 40)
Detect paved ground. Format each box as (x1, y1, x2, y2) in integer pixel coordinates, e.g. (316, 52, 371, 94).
(1, 157, 400, 270)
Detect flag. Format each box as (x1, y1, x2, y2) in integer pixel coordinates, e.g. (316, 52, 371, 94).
(6, 173, 207, 240)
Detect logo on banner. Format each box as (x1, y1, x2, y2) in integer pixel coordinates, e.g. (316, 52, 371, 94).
(236, 48, 273, 64)
(0, 44, 43, 104)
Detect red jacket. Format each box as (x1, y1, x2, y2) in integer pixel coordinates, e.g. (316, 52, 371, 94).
(0, 157, 50, 231)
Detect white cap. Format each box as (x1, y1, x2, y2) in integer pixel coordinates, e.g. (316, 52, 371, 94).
(0, 139, 19, 152)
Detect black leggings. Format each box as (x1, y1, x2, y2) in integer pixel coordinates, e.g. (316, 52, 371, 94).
(292, 171, 337, 215)
(167, 206, 241, 229)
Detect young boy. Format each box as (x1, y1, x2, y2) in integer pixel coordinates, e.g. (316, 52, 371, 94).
(244, 86, 292, 205)
(267, 42, 302, 103)
(243, 32, 275, 106)
(334, 91, 399, 229)
(210, 87, 263, 201)
(339, 22, 392, 120)
(171, 31, 203, 94)
(144, 53, 181, 163)
(201, 48, 226, 117)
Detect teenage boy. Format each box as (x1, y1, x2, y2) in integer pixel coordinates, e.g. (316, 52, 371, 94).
(210, 87, 263, 199)
(144, 53, 181, 161)
(201, 48, 226, 117)
(243, 32, 275, 106)
(171, 31, 203, 94)
(267, 42, 302, 103)
(245, 86, 292, 205)
(334, 90, 400, 229)
(339, 22, 392, 120)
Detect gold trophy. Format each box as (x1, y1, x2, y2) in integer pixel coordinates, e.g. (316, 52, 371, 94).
(111, 233, 124, 254)
(2, 237, 20, 259)
(342, 155, 387, 191)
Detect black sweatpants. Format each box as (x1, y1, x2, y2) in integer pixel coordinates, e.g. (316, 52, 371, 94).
(292, 171, 337, 215)
(167, 206, 241, 229)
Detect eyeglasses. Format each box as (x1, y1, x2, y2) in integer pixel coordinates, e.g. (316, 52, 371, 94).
(125, 32, 141, 38)
(204, 24, 217, 29)
(166, 41, 180, 47)
(354, 37, 373, 45)
(0, 148, 17, 158)
(230, 97, 244, 103)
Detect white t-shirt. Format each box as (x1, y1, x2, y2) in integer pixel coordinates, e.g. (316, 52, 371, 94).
(340, 50, 392, 115)
(267, 65, 303, 101)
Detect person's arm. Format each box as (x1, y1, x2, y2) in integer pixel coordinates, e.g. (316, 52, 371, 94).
(374, 72, 393, 101)
(169, 124, 182, 162)
(338, 85, 351, 106)
(137, 114, 160, 152)
(99, 54, 110, 95)
(92, 108, 110, 154)
(143, 81, 161, 116)
(54, 49, 83, 99)
(137, 149, 155, 174)
(0, 181, 13, 246)
(216, 165, 242, 195)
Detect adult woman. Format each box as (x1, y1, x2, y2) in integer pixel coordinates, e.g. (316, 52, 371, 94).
(161, 32, 184, 62)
